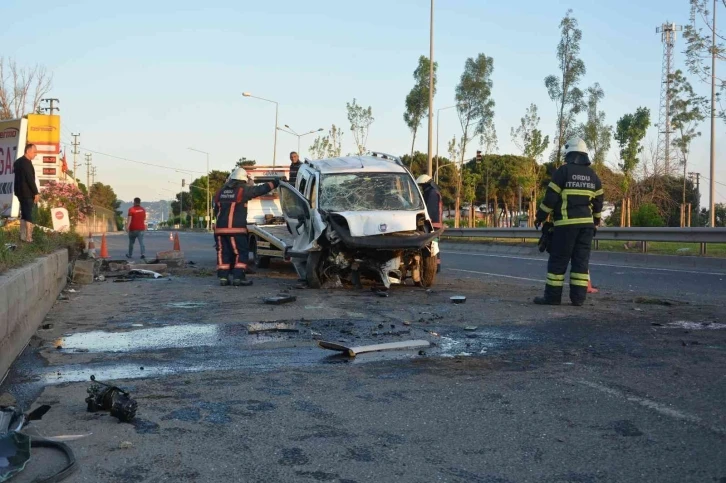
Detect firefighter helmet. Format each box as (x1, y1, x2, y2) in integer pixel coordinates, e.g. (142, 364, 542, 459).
(228, 167, 248, 181)
(563, 137, 589, 156)
(416, 174, 432, 184)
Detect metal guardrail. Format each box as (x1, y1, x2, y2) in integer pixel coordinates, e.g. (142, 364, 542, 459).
(443, 227, 726, 255)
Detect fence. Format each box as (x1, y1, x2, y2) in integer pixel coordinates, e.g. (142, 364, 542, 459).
(75, 205, 119, 234)
(443, 227, 726, 255)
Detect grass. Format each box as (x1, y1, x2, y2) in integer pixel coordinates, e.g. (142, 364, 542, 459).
(441, 236, 726, 258)
(0, 226, 86, 275)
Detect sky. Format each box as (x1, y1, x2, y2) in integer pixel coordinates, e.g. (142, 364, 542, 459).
(2, 0, 726, 206)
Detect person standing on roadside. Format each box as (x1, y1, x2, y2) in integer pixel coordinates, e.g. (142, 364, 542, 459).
(288, 151, 302, 188)
(126, 197, 147, 260)
(13, 144, 40, 243)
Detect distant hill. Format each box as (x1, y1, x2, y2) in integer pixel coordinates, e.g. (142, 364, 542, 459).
(119, 200, 171, 223)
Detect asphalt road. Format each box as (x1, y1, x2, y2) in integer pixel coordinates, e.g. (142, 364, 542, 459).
(106, 231, 726, 303)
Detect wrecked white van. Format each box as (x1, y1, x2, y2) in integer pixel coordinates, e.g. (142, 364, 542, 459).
(275, 153, 443, 288)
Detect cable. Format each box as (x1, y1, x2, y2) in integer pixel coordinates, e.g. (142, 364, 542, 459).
(78, 147, 205, 175)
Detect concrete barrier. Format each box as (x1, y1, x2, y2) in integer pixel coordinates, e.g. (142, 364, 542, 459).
(0, 250, 68, 381)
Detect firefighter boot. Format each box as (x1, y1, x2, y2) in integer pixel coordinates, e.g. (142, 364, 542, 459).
(219, 278, 230, 287)
(533, 285, 562, 305)
(232, 273, 253, 287)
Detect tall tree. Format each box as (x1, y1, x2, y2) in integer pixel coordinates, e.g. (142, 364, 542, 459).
(309, 124, 344, 159)
(510, 103, 549, 201)
(615, 107, 651, 195)
(189, 170, 231, 215)
(668, 70, 705, 209)
(454, 53, 495, 227)
(479, 118, 499, 155)
(578, 83, 612, 165)
(346, 99, 374, 154)
(545, 10, 587, 165)
(89, 182, 122, 217)
(403, 56, 438, 157)
(236, 158, 256, 168)
(0, 57, 52, 120)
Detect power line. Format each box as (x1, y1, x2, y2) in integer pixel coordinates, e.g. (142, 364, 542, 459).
(80, 147, 206, 175)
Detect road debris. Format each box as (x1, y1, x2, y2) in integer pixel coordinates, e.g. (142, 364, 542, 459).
(263, 294, 297, 305)
(129, 269, 163, 279)
(318, 339, 430, 357)
(464, 326, 478, 331)
(450, 296, 467, 304)
(634, 296, 688, 306)
(165, 302, 207, 309)
(85, 375, 137, 423)
(662, 321, 726, 330)
(119, 441, 134, 449)
(247, 322, 299, 333)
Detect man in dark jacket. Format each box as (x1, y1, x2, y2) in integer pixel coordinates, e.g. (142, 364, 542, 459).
(213, 167, 279, 286)
(13, 144, 39, 243)
(534, 137, 604, 306)
(288, 152, 302, 188)
(417, 174, 443, 272)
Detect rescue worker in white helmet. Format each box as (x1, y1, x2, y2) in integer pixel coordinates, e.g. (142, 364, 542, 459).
(533, 137, 604, 306)
(213, 167, 280, 286)
(417, 174, 443, 272)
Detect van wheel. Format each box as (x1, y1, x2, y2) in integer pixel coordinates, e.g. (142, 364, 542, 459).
(421, 255, 437, 288)
(305, 251, 323, 289)
(250, 237, 270, 268)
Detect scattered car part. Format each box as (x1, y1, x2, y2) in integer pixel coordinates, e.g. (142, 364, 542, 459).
(317, 339, 430, 357)
(247, 322, 299, 333)
(464, 326, 478, 331)
(85, 375, 137, 422)
(450, 296, 467, 304)
(128, 269, 163, 279)
(263, 294, 297, 305)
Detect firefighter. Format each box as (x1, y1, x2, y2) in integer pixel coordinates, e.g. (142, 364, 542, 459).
(214, 168, 280, 286)
(534, 137, 603, 306)
(417, 174, 443, 272)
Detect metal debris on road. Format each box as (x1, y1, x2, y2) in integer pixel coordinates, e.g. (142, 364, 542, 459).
(317, 339, 430, 357)
(247, 322, 299, 333)
(464, 326, 478, 331)
(129, 269, 163, 279)
(263, 294, 297, 305)
(85, 375, 137, 423)
(450, 296, 467, 304)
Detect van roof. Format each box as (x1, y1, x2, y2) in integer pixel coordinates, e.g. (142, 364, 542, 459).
(306, 155, 408, 175)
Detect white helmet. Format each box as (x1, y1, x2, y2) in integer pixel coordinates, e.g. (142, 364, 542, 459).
(228, 167, 248, 181)
(563, 137, 588, 155)
(416, 174, 432, 184)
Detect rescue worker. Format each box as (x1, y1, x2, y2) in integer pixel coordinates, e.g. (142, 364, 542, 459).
(417, 174, 443, 273)
(534, 137, 603, 306)
(214, 167, 280, 286)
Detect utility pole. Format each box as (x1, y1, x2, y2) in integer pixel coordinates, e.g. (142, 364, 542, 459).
(91, 166, 97, 185)
(71, 133, 80, 182)
(655, 22, 682, 175)
(709, 0, 717, 228)
(84, 153, 92, 190)
(41, 98, 60, 115)
(427, 0, 435, 177)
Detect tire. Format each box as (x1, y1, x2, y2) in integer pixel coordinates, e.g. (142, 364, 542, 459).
(249, 236, 270, 269)
(421, 255, 437, 288)
(305, 251, 323, 289)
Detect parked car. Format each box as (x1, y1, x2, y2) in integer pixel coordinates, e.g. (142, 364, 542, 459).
(277, 153, 443, 288)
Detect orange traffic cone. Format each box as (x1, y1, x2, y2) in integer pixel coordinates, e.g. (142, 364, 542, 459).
(587, 272, 598, 294)
(169, 232, 174, 242)
(173, 232, 181, 251)
(99, 233, 109, 259)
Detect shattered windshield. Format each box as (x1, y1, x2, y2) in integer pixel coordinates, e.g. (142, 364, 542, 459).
(319, 173, 424, 212)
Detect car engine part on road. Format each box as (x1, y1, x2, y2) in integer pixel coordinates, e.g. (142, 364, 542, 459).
(85, 375, 137, 422)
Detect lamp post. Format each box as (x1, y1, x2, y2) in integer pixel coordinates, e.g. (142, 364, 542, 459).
(427, 0, 435, 177)
(278, 125, 324, 155)
(243, 92, 279, 166)
(188, 147, 211, 230)
(435, 105, 457, 183)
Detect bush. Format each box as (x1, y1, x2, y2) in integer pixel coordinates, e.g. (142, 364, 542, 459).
(0, 227, 85, 274)
(32, 205, 53, 229)
(632, 203, 665, 227)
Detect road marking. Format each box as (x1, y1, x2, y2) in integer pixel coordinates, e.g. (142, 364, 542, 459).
(576, 379, 726, 437)
(447, 268, 550, 284)
(444, 251, 726, 276)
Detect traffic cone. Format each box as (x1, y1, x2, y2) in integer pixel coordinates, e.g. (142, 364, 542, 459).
(169, 232, 174, 242)
(587, 272, 599, 294)
(173, 232, 181, 251)
(99, 233, 109, 259)
(87, 233, 95, 250)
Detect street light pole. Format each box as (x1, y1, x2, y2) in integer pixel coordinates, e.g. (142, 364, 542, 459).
(709, 0, 717, 227)
(280, 125, 324, 158)
(243, 92, 279, 166)
(427, 0, 435, 177)
(188, 147, 211, 230)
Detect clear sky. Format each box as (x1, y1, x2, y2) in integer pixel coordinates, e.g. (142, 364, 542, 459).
(3, 0, 725, 205)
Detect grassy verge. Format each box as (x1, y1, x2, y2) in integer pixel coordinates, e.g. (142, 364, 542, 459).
(441, 236, 726, 258)
(0, 227, 86, 275)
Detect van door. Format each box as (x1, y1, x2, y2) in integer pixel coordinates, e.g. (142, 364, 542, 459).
(278, 181, 324, 254)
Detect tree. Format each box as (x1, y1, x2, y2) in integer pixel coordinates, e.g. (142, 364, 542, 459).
(545, 10, 587, 165)
(189, 170, 231, 218)
(454, 53, 496, 227)
(0, 57, 53, 120)
(668, 70, 705, 208)
(699, 203, 726, 226)
(632, 203, 665, 227)
(510, 103, 549, 204)
(479, 118, 499, 155)
(578, 83, 612, 165)
(236, 158, 256, 168)
(615, 107, 651, 195)
(89, 182, 122, 228)
(346, 99, 374, 154)
(309, 124, 344, 160)
(403, 56, 438, 157)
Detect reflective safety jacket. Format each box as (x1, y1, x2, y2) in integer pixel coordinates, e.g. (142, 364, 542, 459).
(213, 180, 278, 235)
(537, 164, 604, 227)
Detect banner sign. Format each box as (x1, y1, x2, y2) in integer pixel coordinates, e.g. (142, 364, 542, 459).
(26, 114, 60, 154)
(0, 118, 28, 217)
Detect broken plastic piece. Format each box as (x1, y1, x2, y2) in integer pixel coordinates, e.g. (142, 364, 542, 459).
(450, 296, 467, 304)
(317, 339, 430, 357)
(247, 322, 299, 333)
(128, 269, 163, 279)
(264, 295, 297, 305)
(464, 326, 478, 331)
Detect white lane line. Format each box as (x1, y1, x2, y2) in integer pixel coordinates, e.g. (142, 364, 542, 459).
(444, 251, 726, 277)
(576, 379, 726, 437)
(447, 268, 550, 284)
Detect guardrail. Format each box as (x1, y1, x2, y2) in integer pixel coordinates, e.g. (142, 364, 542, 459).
(443, 227, 726, 255)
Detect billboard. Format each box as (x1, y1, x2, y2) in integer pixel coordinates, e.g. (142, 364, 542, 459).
(26, 114, 60, 154)
(0, 118, 28, 217)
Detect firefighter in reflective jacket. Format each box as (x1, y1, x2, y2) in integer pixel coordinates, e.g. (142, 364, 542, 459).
(417, 174, 443, 272)
(534, 137, 604, 306)
(213, 167, 279, 286)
